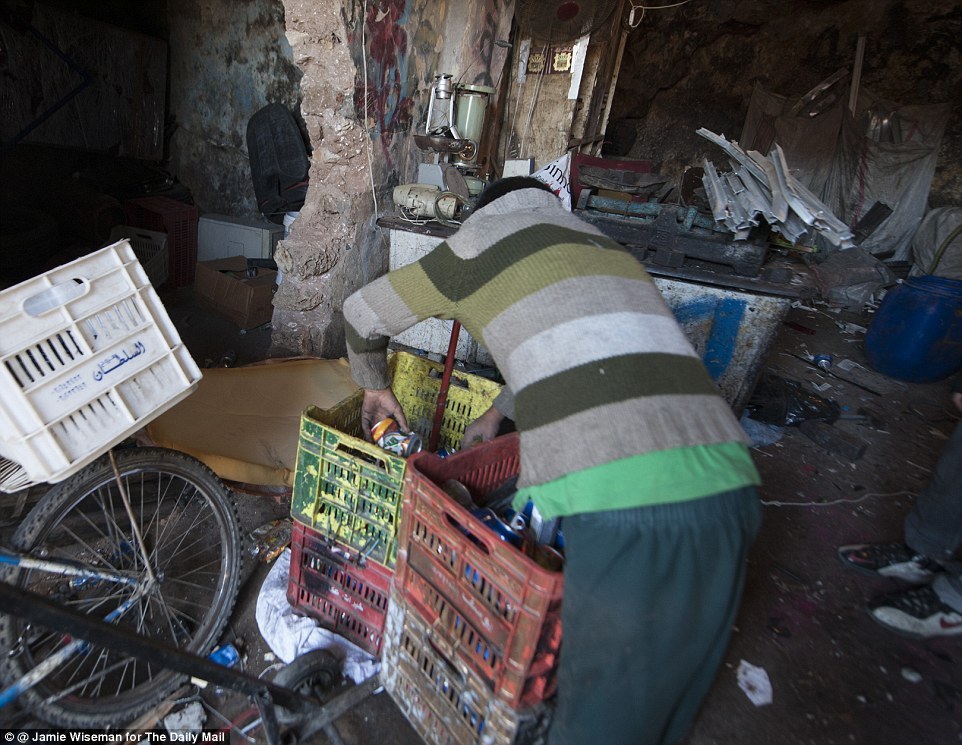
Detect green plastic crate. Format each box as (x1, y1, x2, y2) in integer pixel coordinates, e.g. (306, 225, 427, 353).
(291, 351, 503, 568)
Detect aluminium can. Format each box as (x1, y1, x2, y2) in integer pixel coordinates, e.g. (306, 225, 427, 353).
(372, 417, 423, 457)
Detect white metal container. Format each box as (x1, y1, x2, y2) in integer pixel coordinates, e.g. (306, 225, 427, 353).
(197, 214, 284, 261)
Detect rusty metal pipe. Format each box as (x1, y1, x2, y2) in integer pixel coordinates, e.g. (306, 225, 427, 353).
(429, 321, 461, 452)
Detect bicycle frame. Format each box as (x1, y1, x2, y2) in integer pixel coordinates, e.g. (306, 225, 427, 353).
(0, 448, 167, 710)
(0, 455, 376, 743)
(0, 548, 147, 708)
(0, 581, 378, 744)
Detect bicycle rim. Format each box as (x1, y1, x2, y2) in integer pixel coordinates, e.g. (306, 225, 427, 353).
(0, 448, 241, 728)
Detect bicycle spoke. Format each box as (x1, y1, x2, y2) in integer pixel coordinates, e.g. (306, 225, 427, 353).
(63, 592, 126, 618)
(97, 486, 127, 563)
(1, 449, 240, 727)
(153, 490, 199, 559)
(113, 644, 140, 699)
(157, 593, 203, 627)
(145, 588, 184, 646)
(43, 654, 141, 705)
(54, 507, 128, 573)
(164, 561, 220, 591)
(57, 644, 107, 700)
(148, 475, 178, 550)
(156, 528, 220, 572)
(86, 647, 112, 699)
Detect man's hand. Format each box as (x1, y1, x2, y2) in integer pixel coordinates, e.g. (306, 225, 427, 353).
(361, 388, 408, 441)
(953, 391, 962, 414)
(462, 406, 504, 448)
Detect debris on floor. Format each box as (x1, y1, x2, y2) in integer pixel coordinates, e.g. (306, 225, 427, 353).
(163, 700, 206, 734)
(249, 517, 293, 563)
(798, 419, 867, 461)
(736, 659, 773, 707)
(746, 372, 840, 426)
(740, 412, 784, 447)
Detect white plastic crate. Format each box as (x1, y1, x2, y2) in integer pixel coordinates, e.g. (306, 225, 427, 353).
(0, 241, 202, 492)
(109, 225, 170, 288)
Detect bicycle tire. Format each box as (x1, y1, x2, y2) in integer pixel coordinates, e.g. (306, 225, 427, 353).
(0, 448, 242, 728)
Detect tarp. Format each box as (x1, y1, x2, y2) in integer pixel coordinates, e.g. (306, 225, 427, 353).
(145, 357, 358, 486)
(909, 207, 962, 279)
(741, 83, 844, 200)
(740, 82, 950, 261)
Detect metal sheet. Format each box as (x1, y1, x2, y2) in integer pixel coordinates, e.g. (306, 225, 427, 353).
(654, 277, 793, 415)
(698, 130, 855, 249)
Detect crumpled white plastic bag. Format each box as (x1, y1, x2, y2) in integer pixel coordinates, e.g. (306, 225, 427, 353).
(255, 548, 380, 684)
(533, 152, 572, 210)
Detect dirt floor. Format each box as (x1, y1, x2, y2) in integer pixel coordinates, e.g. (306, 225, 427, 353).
(688, 303, 962, 745)
(2, 275, 960, 743)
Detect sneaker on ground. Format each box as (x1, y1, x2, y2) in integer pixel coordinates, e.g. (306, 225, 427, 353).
(837, 542, 941, 583)
(868, 585, 962, 638)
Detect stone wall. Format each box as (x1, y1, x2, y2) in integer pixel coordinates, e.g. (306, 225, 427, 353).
(167, 0, 301, 216)
(271, 0, 513, 358)
(267, 1, 374, 357)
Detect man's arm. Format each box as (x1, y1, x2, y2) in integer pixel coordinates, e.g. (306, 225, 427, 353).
(342, 252, 457, 438)
(462, 387, 514, 446)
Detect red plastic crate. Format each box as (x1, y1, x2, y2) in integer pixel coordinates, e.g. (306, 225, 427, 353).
(394, 433, 564, 708)
(286, 521, 392, 658)
(124, 196, 199, 288)
(381, 594, 552, 745)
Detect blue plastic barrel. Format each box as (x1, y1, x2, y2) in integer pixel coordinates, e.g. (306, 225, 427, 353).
(864, 275, 962, 383)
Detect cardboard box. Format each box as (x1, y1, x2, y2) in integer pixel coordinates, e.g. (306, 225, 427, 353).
(193, 257, 277, 329)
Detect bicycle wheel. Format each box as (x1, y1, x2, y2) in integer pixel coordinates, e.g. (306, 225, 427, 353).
(0, 448, 242, 728)
(272, 649, 345, 726)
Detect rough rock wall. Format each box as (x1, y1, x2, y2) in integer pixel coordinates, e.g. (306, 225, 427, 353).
(272, 0, 513, 358)
(610, 0, 962, 207)
(168, 0, 301, 216)
(269, 1, 376, 357)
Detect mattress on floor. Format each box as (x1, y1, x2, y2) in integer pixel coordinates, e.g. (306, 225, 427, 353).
(145, 357, 358, 487)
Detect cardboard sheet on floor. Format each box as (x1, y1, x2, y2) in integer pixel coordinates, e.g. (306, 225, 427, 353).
(145, 358, 358, 486)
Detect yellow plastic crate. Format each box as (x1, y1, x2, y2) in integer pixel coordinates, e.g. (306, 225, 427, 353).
(291, 351, 503, 568)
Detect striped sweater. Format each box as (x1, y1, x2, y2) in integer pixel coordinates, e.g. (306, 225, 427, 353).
(343, 187, 759, 516)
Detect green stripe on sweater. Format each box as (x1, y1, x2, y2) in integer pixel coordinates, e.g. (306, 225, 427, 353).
(419, 224, 639, 302)
(385, 260, 453, 320)
(464, 250, 651, 331)
(345, 321, 388, 354)
(515, 441, 761, 518)
(515, 353, 717, 428)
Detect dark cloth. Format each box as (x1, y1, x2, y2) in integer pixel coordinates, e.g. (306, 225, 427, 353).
(547, 486, 762, 745)
(907, 416, 962, 564)
(906, 373, 962, 609)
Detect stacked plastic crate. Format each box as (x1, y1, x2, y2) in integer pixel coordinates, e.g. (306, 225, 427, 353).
(123, 196, 199, 289)
(383, 433, 564, 745)
(287, 351, 504, 658)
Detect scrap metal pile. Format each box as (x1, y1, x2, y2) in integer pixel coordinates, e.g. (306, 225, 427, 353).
(697, 128, 854, 250)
